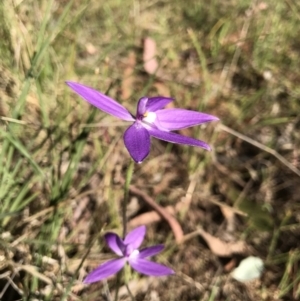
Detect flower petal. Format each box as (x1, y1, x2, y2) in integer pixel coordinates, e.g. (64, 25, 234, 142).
(155, 109, 219, 130)
(145, 97, 174, 112)
(136, 97, 174, 117)
(129, 258, 175, 276)
(148, 128, 211, 150)
(136, 97, 148, 117)
(124, 226, 146, 249)
(105, 233, 125, 256)
(138, 245, 164, 258)
(123, 123, 151, 163)
(66, 81, 135, 121)
(83, 258, 126, 283)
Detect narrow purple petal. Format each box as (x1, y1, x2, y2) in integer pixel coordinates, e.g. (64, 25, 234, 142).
(138, 245, 164, 258)
(136, 97, 174, 118)
(105, 233, 125, 256)
(137, 97, 148, 117)
(148, 127, 211, 150)
(66, 81, 135, 121)
(124, 226, 146, 249)
(145, 97, 174, 112)
(123, 123, 151, 163)
(129, 258, 175, 276)
(83, 258, 126, 283)
(155, 109, 219, 130)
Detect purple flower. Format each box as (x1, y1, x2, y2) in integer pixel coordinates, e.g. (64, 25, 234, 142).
(84, 226, 174, 283)
(66, 81, 219, 163)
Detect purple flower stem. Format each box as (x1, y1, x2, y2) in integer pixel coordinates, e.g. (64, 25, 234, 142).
(123, 159, 135, 238)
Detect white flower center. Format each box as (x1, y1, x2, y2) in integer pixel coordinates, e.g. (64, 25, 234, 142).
(129, 249, 140, 259)
(143, 112, 156, 124)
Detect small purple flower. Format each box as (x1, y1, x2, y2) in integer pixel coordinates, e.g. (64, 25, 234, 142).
(84, 226, 174, 283)
(66, 81, 219, 163)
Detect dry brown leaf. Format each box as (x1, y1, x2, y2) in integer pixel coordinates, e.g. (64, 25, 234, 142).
(220, 205, 236, 232)
(128, 184, 184, 243)
(197, 228, 247, 257)
(143, 37, 159, 75)
(129, 205, 176, 228)
(129, 179, 198, 232)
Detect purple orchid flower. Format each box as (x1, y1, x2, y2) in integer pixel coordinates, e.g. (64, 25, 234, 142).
(66, 81, 219, 163)
(84, 226, 174, 283)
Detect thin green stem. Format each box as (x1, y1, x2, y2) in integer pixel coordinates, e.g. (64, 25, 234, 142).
(114, 273, 121, 301)
(122, 159, 135, 238)
(124, 264, 135, 301)
(114, 160, 134, 301)
(125, 282, 135, 301)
